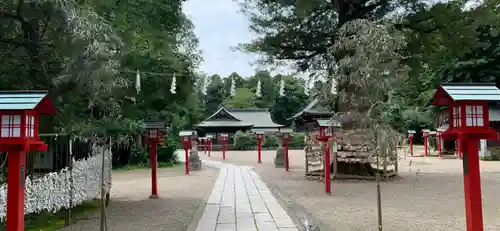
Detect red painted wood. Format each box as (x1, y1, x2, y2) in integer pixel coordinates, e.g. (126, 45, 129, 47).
(150, 140, 158, 197)
(221, 139, 226, 160)
(409, 135, 413, 156)
(284, 140, 289, 171)
(6, 151, 26, 231)
(324, 143, 331, 194)
(462, 139, 484, 231)
(184, 142, 190, 175)
(257, 137, 262, 163)
(424, 135, 429, 157)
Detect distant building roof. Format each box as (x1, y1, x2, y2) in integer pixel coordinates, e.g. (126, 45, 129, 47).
(433, 83, 500, 106)
(288, 98, 333, 121)
(196, 107, 283, 129)
(0, 90, 55, 114)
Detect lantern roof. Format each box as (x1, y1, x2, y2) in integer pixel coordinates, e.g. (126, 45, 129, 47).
(316, 119, 341, 127)
(432, 83, 500, 106)
(278, 128, 293, 134)
(179, 130, 196, 137)
(0, 90, 55, 114)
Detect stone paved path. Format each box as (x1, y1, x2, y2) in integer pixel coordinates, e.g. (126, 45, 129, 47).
(177, 150, 299, 231)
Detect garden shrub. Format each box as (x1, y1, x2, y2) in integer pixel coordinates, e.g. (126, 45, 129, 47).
(263, 134, 279, 148)
(233, 131, 256, 150)
(158, 135, 179, 163)
(290, 132, 306, 148)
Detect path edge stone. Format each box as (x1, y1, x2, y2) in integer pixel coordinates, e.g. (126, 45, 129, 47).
(185, 168, 222, 231)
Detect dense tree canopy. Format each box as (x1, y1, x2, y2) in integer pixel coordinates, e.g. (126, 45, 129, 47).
(1, 0, 500, 164)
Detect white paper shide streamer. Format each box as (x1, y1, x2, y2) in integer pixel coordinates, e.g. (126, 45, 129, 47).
(0, 145, 112, 221)
(279, 78, 285, 97)
(230, 77, 236, 97)
(170, 74, 177, 94)
(201, 77, 211, 96)
(135, 70, 141, 94)
(304, 82, 310, 96)
(330, 78, 337, 94)
(256, 78, 262, 97)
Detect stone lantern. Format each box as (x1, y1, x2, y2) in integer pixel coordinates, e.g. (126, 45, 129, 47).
(432, 83, 500, 231)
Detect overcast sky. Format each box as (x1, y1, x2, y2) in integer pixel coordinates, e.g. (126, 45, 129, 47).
(182, 0, 482, 78)
(183, 0, 258, 77)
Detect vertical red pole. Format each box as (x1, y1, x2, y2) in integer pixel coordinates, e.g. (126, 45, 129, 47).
(409, 135, 413, 156)
(222, 139, 226, 160)
(324, 142, 331, 194)
(424, 135, 428, 157)
(208, 140, 212, 156)
(257, 138, 262, 163)
(284, 140, 289, 171)
(150, 140, 159, 199)
(184, 144, 189, 175)
(458, 138, 462, 158)
(438, 134, 443, 159)
(203, 139, 207, 154)
(6, 151, 26, 231)
(462, 139, 483, 231)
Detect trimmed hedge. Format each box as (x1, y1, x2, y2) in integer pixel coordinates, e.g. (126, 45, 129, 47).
(233, 131, 306, 150)
(233, 131, 257, 150)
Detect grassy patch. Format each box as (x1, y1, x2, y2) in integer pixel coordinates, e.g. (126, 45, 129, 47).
(113, 161, 178, 172)
(0, 199, 100, 231)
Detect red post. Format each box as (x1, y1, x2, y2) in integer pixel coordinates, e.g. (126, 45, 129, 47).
(184, 141, 190, 175)
(457, 138, 462, 158)
(203, 139, 207, 154)
(462, 139, 484, 231)
(284, 140, 289, 171)
(424, 135, 429, 157)
(208, 139, 212, 156)
(221, 139, 226, 160)
(438, 133, 443, 159)
(324, 142, 331, 194)
(149, 140, 159, 199)
(6, 151, 26, 231)
(409, 135, 414, 156)
(257, 137, 262, 163)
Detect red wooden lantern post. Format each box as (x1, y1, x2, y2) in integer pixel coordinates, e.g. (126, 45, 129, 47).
(317, 122, 335, 195)
(255, 131, 264, 163)
(143, 121, 164, 199)
(220, 134, 228, 160)
(144, 121, 164, 199)
(206, 135, 213, 157)
(422, 129, 430, 157)
(279, 129, 292, 171)
(0, 91, 55, 231)
(437, 128, 445, 158)
(432, 83, 500, 231)
(408, 130, 415, 156)
(179, 131, 194, 175)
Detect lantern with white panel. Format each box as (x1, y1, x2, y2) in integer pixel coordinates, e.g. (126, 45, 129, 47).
(408, 130, 416, 156)
(422, 129, 431, 157)
(278, 128, 292, 172)
(432, 83, 500, 231)
(179, 130, 195, 175)
(254, 131, 264, 163)
(220, 133, 228, 160)
(143, 121, 165, 199)
(0, 91, 55, 231)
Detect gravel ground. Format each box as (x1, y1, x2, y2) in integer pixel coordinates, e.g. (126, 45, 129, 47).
(59, 165, 219, 231)
(199, 146, 500, 231)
